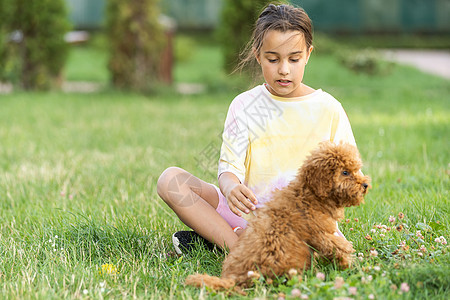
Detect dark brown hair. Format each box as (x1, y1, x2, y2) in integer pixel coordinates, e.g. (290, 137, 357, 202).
(236, 3, 313, 73)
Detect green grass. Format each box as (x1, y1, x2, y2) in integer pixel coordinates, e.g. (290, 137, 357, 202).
(0, 35, 449, 299)
(65, 47, 109, 83)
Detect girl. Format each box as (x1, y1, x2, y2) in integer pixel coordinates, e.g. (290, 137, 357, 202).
(157, 4, 356, 254)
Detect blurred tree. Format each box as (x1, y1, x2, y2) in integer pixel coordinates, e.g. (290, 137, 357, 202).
(106, 0, 165, 92)
(0, 0, 15, 82)
(0, 0, 70, 90)
(217, 0, 287, 73)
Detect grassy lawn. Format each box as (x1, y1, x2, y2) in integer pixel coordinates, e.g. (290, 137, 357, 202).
(0, 34, 449, 299)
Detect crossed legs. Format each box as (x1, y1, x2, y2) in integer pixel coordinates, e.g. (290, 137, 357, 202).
(157, 167, 240, 249)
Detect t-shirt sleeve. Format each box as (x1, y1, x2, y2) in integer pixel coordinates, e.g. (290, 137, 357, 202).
(330, 103, 356, 146)
(217, 99, 248, 183)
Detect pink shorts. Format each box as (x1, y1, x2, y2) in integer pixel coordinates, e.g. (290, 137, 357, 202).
(213, 185, 248, 229)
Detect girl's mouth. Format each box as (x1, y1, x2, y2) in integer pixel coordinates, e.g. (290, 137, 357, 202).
(277, 80, 291, 87)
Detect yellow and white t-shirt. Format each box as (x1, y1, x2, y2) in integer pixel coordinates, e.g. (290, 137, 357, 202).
(218, 84, 356, 209)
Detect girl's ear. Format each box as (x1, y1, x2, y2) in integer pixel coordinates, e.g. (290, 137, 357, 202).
(253, 47, 261, 65)
(305, 45, 314, 64)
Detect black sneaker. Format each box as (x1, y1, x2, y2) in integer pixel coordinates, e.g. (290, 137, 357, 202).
(172, 231, 216, 254)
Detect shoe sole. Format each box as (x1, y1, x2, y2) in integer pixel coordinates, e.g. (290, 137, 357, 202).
(172, 233, 183, 255)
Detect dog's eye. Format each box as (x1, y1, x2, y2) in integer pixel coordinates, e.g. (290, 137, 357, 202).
(342, 171, 350, 176)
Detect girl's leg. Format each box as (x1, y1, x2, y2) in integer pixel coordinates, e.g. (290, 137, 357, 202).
(157, 167, 239, 249)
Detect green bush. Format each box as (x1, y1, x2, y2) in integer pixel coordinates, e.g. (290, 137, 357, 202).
(0, 0, 70, 90)
(339, 48, 394, 76)
(174, 35, 196, 63)
(106, 0, 165, 92)
(313, 34, 395, 76)
(217, 0, 286, 73)
(312, 33, 344, 55)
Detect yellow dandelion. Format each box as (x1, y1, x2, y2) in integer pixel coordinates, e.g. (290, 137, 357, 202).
(99, 263, 118, 276)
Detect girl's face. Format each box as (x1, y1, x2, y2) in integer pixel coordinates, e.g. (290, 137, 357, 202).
(256, 30, 313, 98)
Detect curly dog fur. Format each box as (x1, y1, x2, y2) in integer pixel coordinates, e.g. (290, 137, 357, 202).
(185, 142, 371, 290)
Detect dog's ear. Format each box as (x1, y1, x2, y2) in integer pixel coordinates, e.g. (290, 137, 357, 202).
(300, 147, 336, 199)
(303, 165, 333, 199)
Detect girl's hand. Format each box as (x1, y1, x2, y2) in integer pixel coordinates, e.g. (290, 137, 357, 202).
(225, 183, 258, 217)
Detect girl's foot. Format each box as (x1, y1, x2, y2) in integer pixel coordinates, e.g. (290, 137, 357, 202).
(172, 231, 216, 254)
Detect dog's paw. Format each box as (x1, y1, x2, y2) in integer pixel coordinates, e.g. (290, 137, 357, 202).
(340, 241, 355, 254)
(339, 254, 353, 269)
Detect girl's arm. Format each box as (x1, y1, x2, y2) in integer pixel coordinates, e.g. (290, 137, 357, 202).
(219, 172, 257, 217)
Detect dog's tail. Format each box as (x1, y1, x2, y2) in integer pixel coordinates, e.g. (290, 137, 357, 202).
(185, 273, 236, 290)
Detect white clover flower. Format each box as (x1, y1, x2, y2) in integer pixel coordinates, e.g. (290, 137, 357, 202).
(288, 268, 298, 277)
(416, 231, 424, 239)
(247, 271, 260, 279)
(400, 282, 410, 292)
(291, 289, 301, 297)
(316, 272, 325, 281)
(334, 277, 345, 289)
(348, 286, 357, 295)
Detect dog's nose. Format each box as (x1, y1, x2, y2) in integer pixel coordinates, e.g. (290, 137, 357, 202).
(362, 183, 369, 189)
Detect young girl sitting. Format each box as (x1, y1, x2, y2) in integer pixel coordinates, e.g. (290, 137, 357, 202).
(157, 3, 356, 254)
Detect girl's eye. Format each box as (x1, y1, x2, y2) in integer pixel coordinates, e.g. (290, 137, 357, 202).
(268, 59, 278, 63)
(342, 171, 349, 176)
(290, 59, 299, 62)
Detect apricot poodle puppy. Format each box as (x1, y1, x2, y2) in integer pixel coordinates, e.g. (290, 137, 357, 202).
(186, 142, 371, 290)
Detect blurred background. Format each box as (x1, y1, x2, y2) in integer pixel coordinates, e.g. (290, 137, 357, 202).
(69, 0, 450, 33)
(1, 0, 449, 93)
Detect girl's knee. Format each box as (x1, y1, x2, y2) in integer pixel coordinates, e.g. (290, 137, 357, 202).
(157, 167, 184, 199)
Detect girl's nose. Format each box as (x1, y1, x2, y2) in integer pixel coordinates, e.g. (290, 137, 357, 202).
(278, 61, 289, 75)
